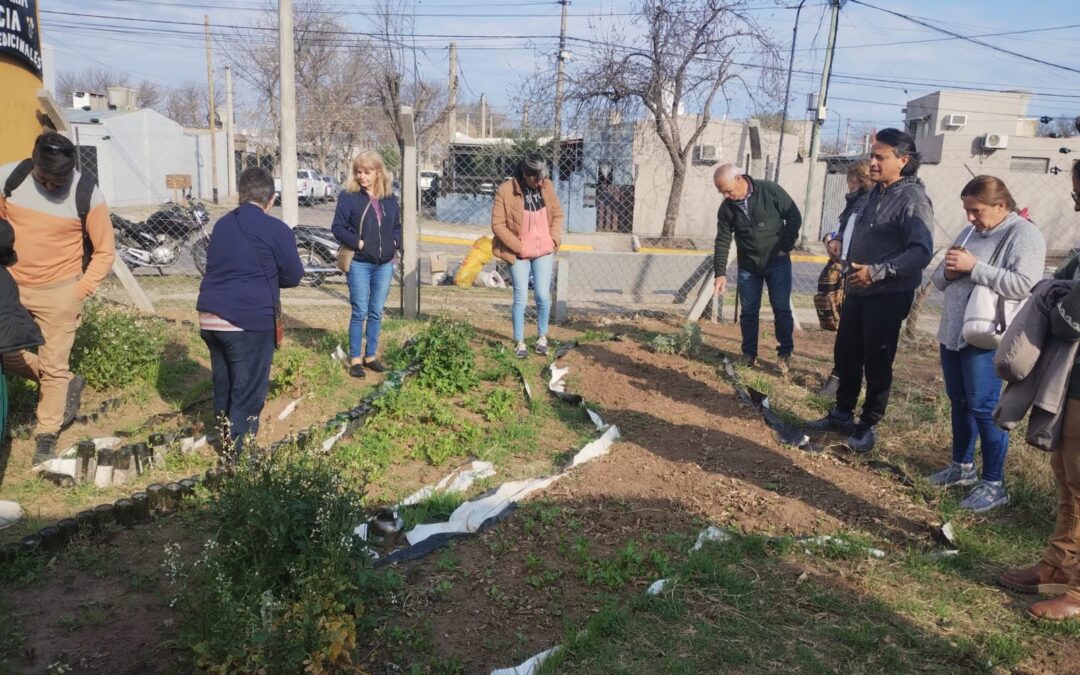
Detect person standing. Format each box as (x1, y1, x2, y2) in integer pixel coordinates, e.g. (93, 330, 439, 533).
(712, 164, 802, 371)
(806, 129, 934, 453)
(492, 155, 564, 358)
(332, 150, 402, 377)
(0, 132, 115, 466)
(196, 167, 304, 456)
(926, 176, 1044, 512)
(998, 160, 1080, 620)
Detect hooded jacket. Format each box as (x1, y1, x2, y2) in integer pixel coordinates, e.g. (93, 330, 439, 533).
(491, 176, 564, 264)
(844, 176, 935, 296)
(0, 217, 44, 354)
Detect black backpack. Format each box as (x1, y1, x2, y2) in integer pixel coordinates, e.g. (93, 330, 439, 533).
(4, 158, 96, 271)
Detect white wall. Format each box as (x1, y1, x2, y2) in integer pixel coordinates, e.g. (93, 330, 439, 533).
(189, 129, 231, 202)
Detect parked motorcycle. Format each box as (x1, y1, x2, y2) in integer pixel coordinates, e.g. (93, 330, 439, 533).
(110, 197, 212, 275)
(293, 224, 341, 287)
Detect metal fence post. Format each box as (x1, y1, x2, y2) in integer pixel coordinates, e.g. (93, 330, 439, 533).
(400, 106, 419, 320)
(554, 257, 569, 324)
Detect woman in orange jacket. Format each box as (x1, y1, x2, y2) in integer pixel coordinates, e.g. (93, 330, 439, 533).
(491, 155, 564, 358)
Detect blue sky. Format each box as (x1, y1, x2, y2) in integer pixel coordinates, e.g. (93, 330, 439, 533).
(42, 0, 1080, 143)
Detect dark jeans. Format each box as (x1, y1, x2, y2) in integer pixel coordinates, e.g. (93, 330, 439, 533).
(831, 290, 914, 427)
(737, 255, 794, 359)
(200, 329, 276, 452)
(940, 344, 1009, 482)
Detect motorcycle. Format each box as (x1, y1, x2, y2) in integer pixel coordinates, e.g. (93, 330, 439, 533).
(293, 224, 342, 287)
(110, 197, 212, 275)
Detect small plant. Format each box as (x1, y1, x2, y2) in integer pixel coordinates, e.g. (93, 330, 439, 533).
(169, 445, 371, 673)
(268, 346, 307, 398)
(483, 388, 516, 422)
(648, 323, 702, 356)
(400, 318, 478, 394)
(70, 301, 166, 390)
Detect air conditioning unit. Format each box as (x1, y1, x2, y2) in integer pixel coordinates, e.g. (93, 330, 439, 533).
(693, 144, 719, 163)
(942, 113, 967, 129)
(983, 133, 1009, 149)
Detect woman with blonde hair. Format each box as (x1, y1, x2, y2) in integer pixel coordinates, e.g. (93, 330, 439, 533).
(331, 151, 402, 377)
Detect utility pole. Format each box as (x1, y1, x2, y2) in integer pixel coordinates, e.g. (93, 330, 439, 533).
(844, 118, 850, 156)
(774, 0, 809, 183)
(279, 0, 299, 226)
(479, 93, 487, 137)
(204, 15, 219, 204)
(552, 0, 569, 179)
(800, 0, 844, 247)
(523, 104, 529, 133)
(225, 65, 236, 198)
(447, 42, 458, 142)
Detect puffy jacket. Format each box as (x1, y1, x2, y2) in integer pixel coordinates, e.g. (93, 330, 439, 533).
(0, 217, 43, 354)
(844, 176, 935, 296)
(331, 190, 402, 265)
(713, 177, 801, 277)
(492, 177, 564, 264)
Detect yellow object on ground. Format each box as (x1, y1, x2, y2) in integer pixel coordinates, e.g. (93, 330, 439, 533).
(454, 235, 495, 287)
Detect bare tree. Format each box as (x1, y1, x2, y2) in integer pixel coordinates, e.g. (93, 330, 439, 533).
(57, 66, 168, 111)
(159, 81, 224, 128)
(1038, 117, 1079, 139)
(367, 0, 447, 168)
(566, 0, 780, 239)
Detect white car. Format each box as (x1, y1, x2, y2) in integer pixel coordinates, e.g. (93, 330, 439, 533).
(274, 170, 328, 205)
(419, 170, 439, 190)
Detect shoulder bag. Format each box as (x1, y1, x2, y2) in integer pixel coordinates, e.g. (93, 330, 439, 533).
(336, 200, 373, 274)
(960, 225, 1025, 350)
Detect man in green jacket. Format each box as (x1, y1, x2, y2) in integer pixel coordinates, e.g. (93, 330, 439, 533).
(713, 164, 802, 371)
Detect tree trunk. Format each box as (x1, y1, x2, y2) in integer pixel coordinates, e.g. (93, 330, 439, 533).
(903, 277, 935, 341)
(660, 158, 687, 240)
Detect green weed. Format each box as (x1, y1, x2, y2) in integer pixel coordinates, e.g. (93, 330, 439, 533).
(71, 301, 166, 390)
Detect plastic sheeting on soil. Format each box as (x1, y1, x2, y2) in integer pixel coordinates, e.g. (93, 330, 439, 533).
(401, 461, 496, 506)
(370, 343, 620, 567)
(490, 647, 561, 675)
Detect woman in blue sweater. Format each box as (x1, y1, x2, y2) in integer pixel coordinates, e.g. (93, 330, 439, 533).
(196, 167, 304, 456)
(331, 151, 402, 378)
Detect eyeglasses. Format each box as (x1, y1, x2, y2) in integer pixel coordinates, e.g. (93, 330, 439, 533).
(39, 141, 74, 158)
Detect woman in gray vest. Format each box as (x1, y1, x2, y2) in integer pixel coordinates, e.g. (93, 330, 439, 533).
(928, 175, 1044, 512)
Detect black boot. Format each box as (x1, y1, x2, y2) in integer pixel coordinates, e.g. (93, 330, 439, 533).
(33, 433, 58, 467)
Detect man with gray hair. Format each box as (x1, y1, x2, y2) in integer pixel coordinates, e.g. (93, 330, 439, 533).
(713, 164, 802, 371)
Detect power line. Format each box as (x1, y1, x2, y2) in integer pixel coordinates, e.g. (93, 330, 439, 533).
(850, 0, 1080, 77)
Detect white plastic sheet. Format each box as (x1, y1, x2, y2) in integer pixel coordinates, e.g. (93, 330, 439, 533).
(320, 424, 348, 453)
(402, 461, 496, 506)
(278, 398, 302, 421)
(0, 500, 23, 530)
(567, 424, 620, 468)
(646, 578, 670, 596)
(690, 526, 733, 552)
(490, 647, 561, 675)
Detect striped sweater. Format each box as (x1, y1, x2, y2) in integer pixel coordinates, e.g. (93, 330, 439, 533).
(0, 161, 115, 298)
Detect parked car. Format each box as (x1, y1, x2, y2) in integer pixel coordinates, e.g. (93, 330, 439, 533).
(419, 170, 439, 191)
(274, 169, 332, 205)
(324, 175, 342, 201)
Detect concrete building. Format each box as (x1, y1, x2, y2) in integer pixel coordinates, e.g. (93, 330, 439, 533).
(901, 90, 1080, 252)
(63, 102, 230, 208)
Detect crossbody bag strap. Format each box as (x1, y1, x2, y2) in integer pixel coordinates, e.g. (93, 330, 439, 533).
(986, 222, 1021, 334)
(353, 200, 373, 249)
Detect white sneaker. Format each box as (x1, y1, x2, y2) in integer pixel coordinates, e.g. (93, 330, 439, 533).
(536, 336, 549, 356)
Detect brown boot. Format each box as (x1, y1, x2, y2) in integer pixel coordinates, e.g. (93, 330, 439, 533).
(998, 561, 1070, 595)
(1027, 593, 1080, 621)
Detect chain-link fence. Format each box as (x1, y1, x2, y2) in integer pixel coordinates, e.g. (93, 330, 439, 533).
(86, 99, 1080, 336)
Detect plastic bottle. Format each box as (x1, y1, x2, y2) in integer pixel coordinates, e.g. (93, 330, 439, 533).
(38, 526, 62, 552)
(146, 483, 164, 514)
(130, 492, 150, 524)
(75, 440, 97, 484)
(113, 498, 134, 528)
(113, 446, 133, 485)
(94, 448, 115, 488)
(148, 435, 165, 468)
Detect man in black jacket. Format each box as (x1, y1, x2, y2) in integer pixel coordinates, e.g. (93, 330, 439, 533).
(807, 129, 934, 453)
(713, 164, 802, 371)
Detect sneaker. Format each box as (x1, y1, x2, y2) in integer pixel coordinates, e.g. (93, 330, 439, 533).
(515, 342, 528, 359)
(535, 336, 549, 356)
(927, 462, 978, 488)
(845, 423, 877, 454)
(805, 413, 855, 436)
(62, 375, 85, 430)
(818, 374, 839, 398)
(960, 480, 1009, 513)
(32, 433, 58, 468)
(777, 354, 791, 375)
(737, 354, 756, 368)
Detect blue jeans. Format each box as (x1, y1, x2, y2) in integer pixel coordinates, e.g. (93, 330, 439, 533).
(200, 329, 276, 452)
(737, 255, 794, 359)
(347, 259, 394, 359)
(509, 254, 554, 342)
(940, 344, 1009, 482)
